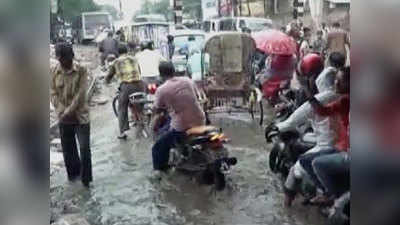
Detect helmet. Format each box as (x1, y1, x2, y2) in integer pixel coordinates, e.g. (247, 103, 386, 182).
(140, 40, 154, 51)
(298, 53, 324, 77)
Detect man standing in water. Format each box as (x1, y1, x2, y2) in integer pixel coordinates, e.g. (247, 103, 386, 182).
(326, 22, 350, 64)
(51, 43, 93, 187)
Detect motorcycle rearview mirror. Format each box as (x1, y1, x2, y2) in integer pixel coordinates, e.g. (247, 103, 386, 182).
(265, 124, 279, 143)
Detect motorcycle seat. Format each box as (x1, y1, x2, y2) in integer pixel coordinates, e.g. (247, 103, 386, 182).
(186, 126, 218, 136)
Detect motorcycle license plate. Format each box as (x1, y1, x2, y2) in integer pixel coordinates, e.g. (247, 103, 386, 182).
(147, 94, 155, 102)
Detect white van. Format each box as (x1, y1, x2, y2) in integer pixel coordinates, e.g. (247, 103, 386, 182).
(218, 17, 273, 33)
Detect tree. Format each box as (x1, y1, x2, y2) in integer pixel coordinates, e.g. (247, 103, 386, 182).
(232, 0, 238, 16)
(135, 0, 171, 21)
(99, 4, 120, 20)
(60, 0, 100, 22)
(183, 0, 202, 20)
(247, 0, 251, 16)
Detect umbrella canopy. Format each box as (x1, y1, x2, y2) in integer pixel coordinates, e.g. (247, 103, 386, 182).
(253, 29, 297, 55)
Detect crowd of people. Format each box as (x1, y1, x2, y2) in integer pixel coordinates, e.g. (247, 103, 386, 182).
(283, 20, 350, 65)
(50, 20, 350, 222)
(262, 20, 351, 220)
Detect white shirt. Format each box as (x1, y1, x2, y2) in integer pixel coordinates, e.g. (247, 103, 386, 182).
(277, 67, 339, 148)
(135, 49, 166, 77)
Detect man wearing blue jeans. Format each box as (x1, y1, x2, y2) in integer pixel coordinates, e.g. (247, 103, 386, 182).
(151, 61, 205, 171)
(313, 152, 350, 198)
(299, 148, 338, 191)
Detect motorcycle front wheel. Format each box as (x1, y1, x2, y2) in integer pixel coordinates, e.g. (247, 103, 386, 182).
(269, 144, 280, 173)
(214, 171, 226, 191)
(112, 96, 119, 117)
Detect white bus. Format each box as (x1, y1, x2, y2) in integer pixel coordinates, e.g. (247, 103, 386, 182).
(73, 12, 113, 44)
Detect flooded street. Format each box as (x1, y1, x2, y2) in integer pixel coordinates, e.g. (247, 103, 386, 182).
(50, 45, 325, 225)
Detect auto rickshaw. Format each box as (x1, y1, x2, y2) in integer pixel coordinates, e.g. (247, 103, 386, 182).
(198, 32, 264, 125)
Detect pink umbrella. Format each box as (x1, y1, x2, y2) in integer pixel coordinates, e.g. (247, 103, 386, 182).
(253, 30, 298, 56)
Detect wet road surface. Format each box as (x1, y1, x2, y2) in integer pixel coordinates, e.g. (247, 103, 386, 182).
(50, 45, 325, 225)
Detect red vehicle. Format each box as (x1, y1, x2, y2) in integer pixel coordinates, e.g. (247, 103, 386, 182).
(253, 30, 298, 105)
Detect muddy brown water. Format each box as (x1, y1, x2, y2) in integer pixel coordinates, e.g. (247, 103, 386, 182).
(50, 45, 325, 225)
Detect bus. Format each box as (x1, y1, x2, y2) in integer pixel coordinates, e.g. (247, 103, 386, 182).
(72, 12, 113, 44)
(133, 14, 167, 23)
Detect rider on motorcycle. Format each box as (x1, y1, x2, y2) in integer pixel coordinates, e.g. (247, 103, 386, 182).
(135, 40, 166, 80)
(306, 66, 350, 205)
(260, 54, 297, 106)
(99, 31, 119, 67)
(105, 44, 144, 139)
(271, 53, 345, 207)
(151, 61, 206, 172)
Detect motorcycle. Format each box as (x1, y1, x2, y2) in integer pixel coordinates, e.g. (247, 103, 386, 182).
(112, 84, 156, 138)
(171, 126, 237, 191)
(153, 122, 237, 191)
(265, 123, 315, 177)
(326, 191, 350, 225)
(266, 124, 349, 225)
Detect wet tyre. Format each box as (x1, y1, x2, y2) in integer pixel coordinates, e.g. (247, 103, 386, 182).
(200, 169, 215, 185)
(214, 171, 226, 191)
(112, 96, 119, 117)
(269, 144, 280, 173)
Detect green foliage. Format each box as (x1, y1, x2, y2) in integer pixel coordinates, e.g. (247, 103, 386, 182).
(183, 0, 202, 19)
(99, 4, 120, 20)
(135, 0, 202, 21)
(134, 0, 172, 21)
(60, 0, 100, 22)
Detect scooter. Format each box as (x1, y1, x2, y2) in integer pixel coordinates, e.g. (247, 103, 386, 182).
(265, 123, 315, 177)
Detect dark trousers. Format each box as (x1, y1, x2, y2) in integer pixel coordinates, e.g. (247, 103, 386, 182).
(118, 82, 144, 133)
(299, 149, 337, 191)
(313, 152, 350, 196)
(59, 123, 92, 184)
(152, 129, 185, 170)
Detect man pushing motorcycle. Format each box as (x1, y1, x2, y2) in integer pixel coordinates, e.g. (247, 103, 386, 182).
(151, 61, 206, 172)
(105, 44, 145, 139)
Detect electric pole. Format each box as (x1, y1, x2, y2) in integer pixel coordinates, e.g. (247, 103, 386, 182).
(173, 0, 183, 25)
(293, 0, 304, 20)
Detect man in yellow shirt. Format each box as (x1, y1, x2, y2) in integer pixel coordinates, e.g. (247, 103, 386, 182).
(106, 44, 145, 139)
